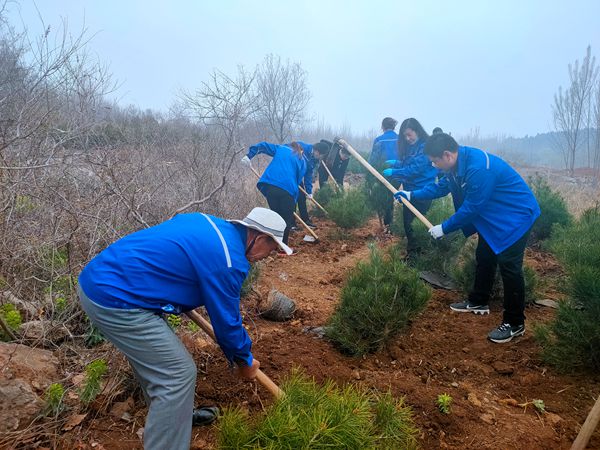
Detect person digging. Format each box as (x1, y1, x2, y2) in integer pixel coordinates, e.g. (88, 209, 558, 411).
(77, 207, 292, 450)
(395, 133, 540, 343)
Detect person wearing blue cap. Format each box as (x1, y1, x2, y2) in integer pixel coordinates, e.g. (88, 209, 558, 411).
(78, 207, 290, 450)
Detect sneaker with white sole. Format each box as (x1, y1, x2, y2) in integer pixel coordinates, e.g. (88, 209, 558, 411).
(488, 323, 525, 343)
(449, 300, 490, 315)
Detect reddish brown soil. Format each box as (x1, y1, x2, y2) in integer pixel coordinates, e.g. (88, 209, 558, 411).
(58, 217, 599, 449)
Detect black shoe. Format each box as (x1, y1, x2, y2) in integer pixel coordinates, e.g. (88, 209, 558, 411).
(488, 323, 525, 343)
(305, 221, 317, 229)
(192, 406, 219, 426)
(449, 300, 490, 315)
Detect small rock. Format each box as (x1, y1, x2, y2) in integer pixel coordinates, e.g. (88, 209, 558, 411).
(468, 392, 482, 407)
(341, 244, 348, 251)
(492, 361, 514, 375)
(462, 347, 470, 353)
(302, 326, 327, 339)
(352, 370, 361, 380)
(546, 412, 563, 426)
(110, 397, 134, 420)
(19, 320, 70, 345)
(480, 413, 495, 424)
(136, 427, 144, 440)
(451, 382, 459, 388)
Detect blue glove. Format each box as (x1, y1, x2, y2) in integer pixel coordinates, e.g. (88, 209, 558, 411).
(394, 190, 411, 201)
(382, 168, 393, 177)
(385, 159, 398, 167)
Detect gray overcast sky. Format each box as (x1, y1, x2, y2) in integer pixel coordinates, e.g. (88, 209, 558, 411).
(7, 0, 600, 137)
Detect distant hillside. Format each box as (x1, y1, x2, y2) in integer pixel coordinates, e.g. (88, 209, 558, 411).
(460, 129, 599, 169)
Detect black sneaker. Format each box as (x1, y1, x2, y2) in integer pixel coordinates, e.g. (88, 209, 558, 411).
(488, 323, 525, 343)
(449, 301, 490, 315)
(192, 406, 219, 426)
(305, 221, 317, 229)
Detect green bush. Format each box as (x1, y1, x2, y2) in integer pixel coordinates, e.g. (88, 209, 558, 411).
(326, 245, 431, 356)
(536, 206, 600, 372)
(241, 263, 261, 298)
(392, 196, 467, 273)
(364, 166, 393, 226)
(327, 187, 373, 229)
(314, 182, 340, 207)
(218, 370, 418, 449)
(548, 206, 600, 269)
(529, 175, 572, 242)
(44, 383, 65, 416)
(80, 359, 108, 404)
(1, 304, 22, 340)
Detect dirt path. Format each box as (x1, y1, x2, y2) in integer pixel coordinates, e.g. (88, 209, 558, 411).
(65, 216, 600, 449)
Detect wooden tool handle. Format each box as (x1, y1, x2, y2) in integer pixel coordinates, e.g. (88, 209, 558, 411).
(298, 185, 328, 215)
(319, 160, 341, 191)
(571, 394, 600, 450)
(335, 138, 434, 229)
(186, 309, 283, 399)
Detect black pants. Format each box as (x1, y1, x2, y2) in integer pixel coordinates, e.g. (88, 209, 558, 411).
(468, 230, 531, 326)
(403, 199, 432, 254)
(262, 184, 295, 244)
(296, 190, 310, 223)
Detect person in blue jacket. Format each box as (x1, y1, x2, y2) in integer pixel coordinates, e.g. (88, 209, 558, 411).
(77, 207, 291, 450)
(395, 133, 540, 343)
(291, 141, 329, 229)
(241, 141, 306, 249)
(368, 117, 399, 230)
(383, 118, 438, 257)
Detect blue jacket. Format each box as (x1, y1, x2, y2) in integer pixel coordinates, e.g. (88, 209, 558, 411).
(389, 139, 439, 190)
(412, 146, 540, 254)
(247, 142, 307, 200)
(291, 141, 317, 195)
(79, 213, 254, 366)
(369, 130, 398, 164)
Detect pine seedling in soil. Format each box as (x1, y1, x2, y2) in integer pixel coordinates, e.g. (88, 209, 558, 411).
(167, 314, 182, 329)
(44, 383, 65, 416)
(218, 369, 419, 449)
(327, 187, 373, 229)
(365, 168, 393, 226)
(0, 304, 22, 340)
(313, 183, 340, 209)
(528, 175, 572, 243)
(326, 244, 431, 356)
(80, 359, 108, 404)
(548, 206, 600, 269)
(392, 197, 466, 274)
(436, 393, 452, 414)
(241, 263, 261, 298)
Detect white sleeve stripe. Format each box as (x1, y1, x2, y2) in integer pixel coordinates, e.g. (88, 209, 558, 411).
(201, 214, 232, 268)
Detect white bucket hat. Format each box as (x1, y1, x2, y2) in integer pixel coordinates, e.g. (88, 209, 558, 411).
(229, 207, 293, 255)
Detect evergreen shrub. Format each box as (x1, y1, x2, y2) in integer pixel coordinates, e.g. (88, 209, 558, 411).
(537, 206, 600, 371)
(365, 168, 392, 226)
(218, 370, 419, 449)
(326, 188, 373, 229)
(529, 175, 572, 242)
(80, 359, 108, 404)
(326, 245, 430, 356)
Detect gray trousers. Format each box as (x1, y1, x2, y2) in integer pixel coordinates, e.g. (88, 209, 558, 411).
(79, 287, 196, 450)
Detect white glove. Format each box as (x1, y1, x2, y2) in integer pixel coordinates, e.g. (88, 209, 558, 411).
(394, 190, 411, 202)
(240, 155, 252, 167)
(307, 193, 313, 199)
(428, 224, 445, 239)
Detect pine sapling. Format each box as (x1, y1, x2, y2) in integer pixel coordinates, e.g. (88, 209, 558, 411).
(80, 359, 108, 404)
(45, 383, 65, 416)
(436, 393, 452, 414)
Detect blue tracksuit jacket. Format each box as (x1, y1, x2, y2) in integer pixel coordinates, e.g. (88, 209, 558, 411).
(247, 142, 307, 200)
(389, 139, 439, 190)
(411, 146, 540, 254)
(79, 213, 254, 365)
(368, 130, 399, 164)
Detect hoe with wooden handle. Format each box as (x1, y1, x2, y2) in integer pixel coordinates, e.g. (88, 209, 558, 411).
(186, 309, 283, 399)
(571, 394, 600, 450)
(248, 166, 319, 242)
(298, 184, 328, 215)
(319, 160, 341, 192)
(335, 138, 433, 229)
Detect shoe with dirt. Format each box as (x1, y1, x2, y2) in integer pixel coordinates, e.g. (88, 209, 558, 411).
(192, 406, 219, 426)
(449, 300, 490, 315)
(290, 226, 299, 232)
(487, 323, 525, 343)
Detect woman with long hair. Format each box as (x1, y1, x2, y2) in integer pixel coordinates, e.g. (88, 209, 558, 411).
(241, 141, 306, 251)
(383, 118, 438, 258)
